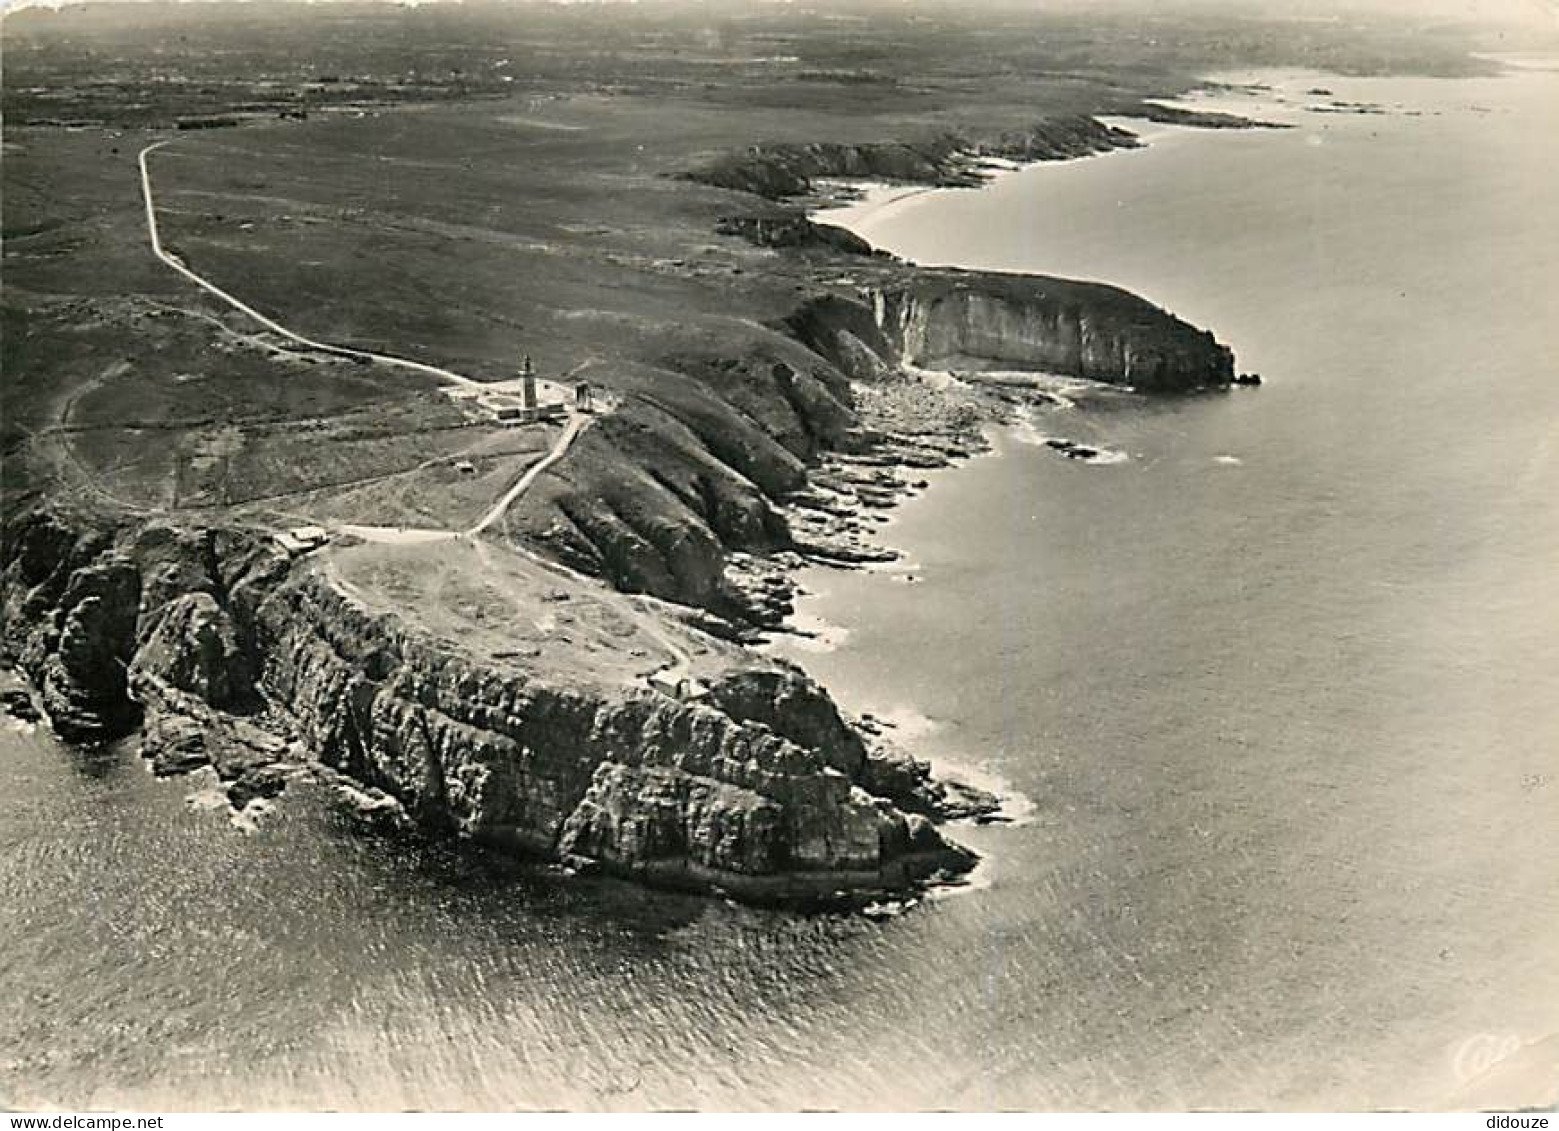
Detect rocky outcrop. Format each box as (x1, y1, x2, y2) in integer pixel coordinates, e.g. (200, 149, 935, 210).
(1, 507, 288, 747)
(37, 556, 143, 741)
(704, 667, 999, 822)
(133, 591, 253, 709)
(252, 569, 972, 900)
(3, 509, 137, 741)
(1124, 102, 1291, 130)
(714, 215, 877, 255)
(2, 506, 979, 905)
(1, 687, 42, 723)
(519, 340, 868, 620)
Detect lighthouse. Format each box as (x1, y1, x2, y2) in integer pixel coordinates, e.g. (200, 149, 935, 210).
(521, 354, 538, 411)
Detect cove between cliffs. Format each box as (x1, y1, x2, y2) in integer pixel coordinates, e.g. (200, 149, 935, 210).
(1, 108, 1253, 910)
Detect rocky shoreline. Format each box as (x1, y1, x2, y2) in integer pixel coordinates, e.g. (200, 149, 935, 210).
(0, 504, 1008, 910)
(722, 307, 1247, 642)
(692, 105, 1285, 248)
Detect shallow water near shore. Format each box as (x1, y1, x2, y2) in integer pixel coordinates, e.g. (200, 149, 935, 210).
(4, 66, 1558, 1111)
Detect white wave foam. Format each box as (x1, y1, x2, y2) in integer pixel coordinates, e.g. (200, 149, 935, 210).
(1004, 405, 1053, 447)
(1008, 426, 1129, 465)
(860, 896, 920, 920)
(183, 768, 229, 810)
(858, 548, 919, 572)
(858, 706, 1038, 829)
(229, 797, 275, 835)
(899, 361, 961, 389)
(923, 852, 997, 904)
(777, 611, 851, 653)
(1214, 454, 1243, 466)
(929, 756, 1038, 828)
(981, 368, 1123, 405)
(866, 705, 938, 741)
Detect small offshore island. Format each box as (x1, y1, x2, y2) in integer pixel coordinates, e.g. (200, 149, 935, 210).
(0, 0, 1517, 906)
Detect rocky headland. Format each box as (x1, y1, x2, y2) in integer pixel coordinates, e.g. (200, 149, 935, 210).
(1, 505, 1003, 905)
(4, 74, 1245, 905)
(0, 239, 1236, 902)
(684, 116, 1144, 201)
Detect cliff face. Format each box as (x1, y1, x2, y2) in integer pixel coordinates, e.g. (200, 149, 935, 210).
(789, 272, 1235, 392)
(1, 509, 284, 743)
(880, 274, 1236, 391)
(497, 266, 1233, 628)
(1, 507, 975, 903)
(520, 347, 854, 621)
(254, 570, 970, 898)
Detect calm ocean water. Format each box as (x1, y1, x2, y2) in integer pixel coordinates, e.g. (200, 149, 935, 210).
(4, 67, 1556, 1111)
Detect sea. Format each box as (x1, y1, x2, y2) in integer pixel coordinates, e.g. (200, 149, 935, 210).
(3, 64, 1556, 1111)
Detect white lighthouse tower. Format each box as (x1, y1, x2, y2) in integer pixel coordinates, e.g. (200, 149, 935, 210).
(520, 354, 538, 411)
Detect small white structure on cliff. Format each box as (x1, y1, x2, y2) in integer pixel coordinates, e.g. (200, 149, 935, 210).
(648, 670, 708, 701)
(275, 525, 330, 556)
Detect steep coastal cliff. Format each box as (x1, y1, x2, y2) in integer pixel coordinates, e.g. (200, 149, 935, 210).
(788, 273, 1236, 392)
(1, 506, 977, 903)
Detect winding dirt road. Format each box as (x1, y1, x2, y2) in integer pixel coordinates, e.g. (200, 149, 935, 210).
(466, 411, 590, 535)
(138, 140, 483, 390)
